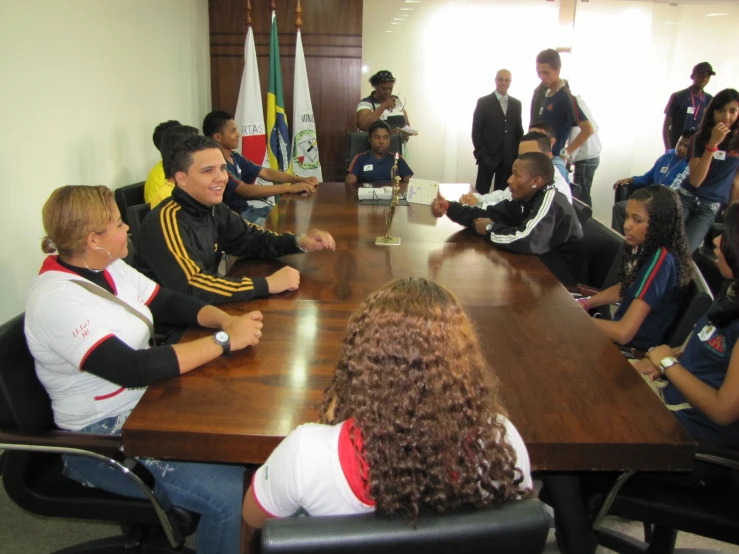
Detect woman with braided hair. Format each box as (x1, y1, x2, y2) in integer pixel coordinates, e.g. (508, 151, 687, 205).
(576, 185, 694, 350)
(242, 277, 532, 528)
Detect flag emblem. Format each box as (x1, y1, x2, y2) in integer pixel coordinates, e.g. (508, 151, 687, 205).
(293, 129, 320, 170)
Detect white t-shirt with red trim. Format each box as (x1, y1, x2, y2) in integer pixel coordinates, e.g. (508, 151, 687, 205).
(25, 256, 159, 431)
(252, 416, 532, 519)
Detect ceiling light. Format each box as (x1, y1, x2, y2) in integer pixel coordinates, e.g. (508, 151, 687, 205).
(706, 12, 728, 16)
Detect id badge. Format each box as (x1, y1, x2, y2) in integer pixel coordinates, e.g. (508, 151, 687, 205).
(714, 151, 727, 161)
(659, 166, 668, 174)
(698, 324, 715, 342)
(363, 164, 374, 171)
(686, 107, 695, 115)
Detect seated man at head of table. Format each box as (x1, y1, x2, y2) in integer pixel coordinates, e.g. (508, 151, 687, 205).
(459, 131, 572, 209)
(611, 129, 693, 234)
(345, 120, 413, 185)
(203, 110, 319, 227)
(135, 136, 336, 305)
(432, 151, 583, 283)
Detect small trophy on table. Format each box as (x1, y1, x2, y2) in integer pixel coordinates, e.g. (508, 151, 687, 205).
(375, 152, 402, 246)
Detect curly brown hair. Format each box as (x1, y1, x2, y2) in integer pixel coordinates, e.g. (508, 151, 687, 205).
(618, 185, 694, 299)
(319, 277, 530, 523)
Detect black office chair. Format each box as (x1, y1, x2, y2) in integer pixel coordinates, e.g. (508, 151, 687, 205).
(579, 216, 626, 290)
(570, 181, 583, 200)
(345, 132, 403, 170)
(614, 182, 635, 204)
(262, 499, 550, 554)
(115, 182, 145, 226)
(127, 203, 151, 250)
(123, 236, 136, 267)
(657, 260, 714, 347)
(589, 442, 739, 554)
(572, 197, 593, 227)
(693, 215, 727, 297)
(0, 313, 197, 553)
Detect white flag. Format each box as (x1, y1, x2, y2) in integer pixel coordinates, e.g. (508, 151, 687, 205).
(234, 26, 272, 202)
(291, 30, 323, 181)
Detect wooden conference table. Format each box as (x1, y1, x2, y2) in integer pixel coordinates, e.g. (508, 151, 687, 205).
(123, 182, 695, 472)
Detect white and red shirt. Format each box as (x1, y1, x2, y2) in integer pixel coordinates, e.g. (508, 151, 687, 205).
(25, 256, 159, 431)
(252, 416, 532, 518)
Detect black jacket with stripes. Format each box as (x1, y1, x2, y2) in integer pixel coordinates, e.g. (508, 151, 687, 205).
(445, 184, 584, 284)
(135, 186, 301, 304)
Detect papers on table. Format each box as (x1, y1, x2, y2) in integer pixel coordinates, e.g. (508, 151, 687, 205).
(358, 187, 392, 201)
(406, 178, 439, 205)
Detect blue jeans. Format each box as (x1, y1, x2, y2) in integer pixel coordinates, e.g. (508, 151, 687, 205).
(63, 413, 245, 554)
(679, 189, 721, 253)
(573, 156, 600, 207)
(240, 205, 273, 227)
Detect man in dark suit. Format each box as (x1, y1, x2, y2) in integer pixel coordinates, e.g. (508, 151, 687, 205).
(472, 69, 524, 193)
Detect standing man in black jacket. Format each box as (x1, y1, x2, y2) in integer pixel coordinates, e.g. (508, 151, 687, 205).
(472, 69, 524, 194)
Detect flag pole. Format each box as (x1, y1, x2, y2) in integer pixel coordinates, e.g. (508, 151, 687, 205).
(245, 0, 252, 27)
(295, 0, 302, 29)
(270, 0, 276, 12)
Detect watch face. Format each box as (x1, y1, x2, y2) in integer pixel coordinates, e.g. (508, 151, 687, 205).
(560, 149, 568, 156)
(215, 331, 229, 343)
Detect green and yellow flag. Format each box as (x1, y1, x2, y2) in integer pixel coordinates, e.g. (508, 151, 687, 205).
(267, 11, 291, 172)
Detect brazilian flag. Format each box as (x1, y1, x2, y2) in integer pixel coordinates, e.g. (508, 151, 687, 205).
(267, 13, 291, 172)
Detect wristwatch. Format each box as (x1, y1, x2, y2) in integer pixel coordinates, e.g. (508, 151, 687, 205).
(295, 233, 308, 253)
(658, 356, 678, 376)
(214, 331, 231, 356)
(485, 222, 494, 233)
(559, 148, 569, 159)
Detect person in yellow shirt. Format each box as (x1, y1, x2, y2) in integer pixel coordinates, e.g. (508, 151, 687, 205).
(144, 120, 180, 204)
(149, 125, 200, 208)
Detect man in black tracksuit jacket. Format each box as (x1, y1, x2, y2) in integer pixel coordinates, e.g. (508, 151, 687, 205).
(135, 136, 335, 304)
(432, 152, 583, 284)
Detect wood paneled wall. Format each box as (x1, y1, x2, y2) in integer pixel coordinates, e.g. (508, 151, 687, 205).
(209, 0, 363, 182)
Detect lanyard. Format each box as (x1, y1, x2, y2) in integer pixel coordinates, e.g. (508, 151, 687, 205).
(690, 91, 703, 122)
(657, 153, 681, 185)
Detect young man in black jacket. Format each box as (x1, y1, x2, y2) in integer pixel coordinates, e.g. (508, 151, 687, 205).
(135, 136, 335, 304)
(431, 151, 583, 284)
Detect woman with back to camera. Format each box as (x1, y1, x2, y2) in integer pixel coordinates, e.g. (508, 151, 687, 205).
(25, 184, 264, 554)
(242, 277, 532, 534)
(576, 185, 694, 350)
(678, 88, 739, 253)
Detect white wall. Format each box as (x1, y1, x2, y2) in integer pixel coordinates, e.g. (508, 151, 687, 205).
(362, 0, 558, 183)
(362, 0, 739, 223)
(571, 0, 739, 221)
(0, 0, 211, 322)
